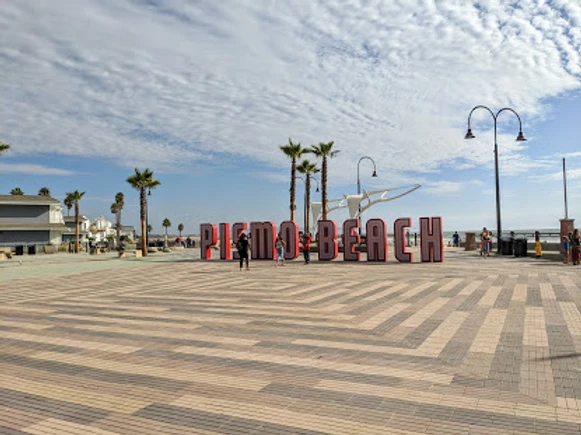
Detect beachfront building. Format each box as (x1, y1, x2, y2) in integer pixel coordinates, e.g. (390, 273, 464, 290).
(0, 195, 67, 247)
(62, 216, 91, 245)
(89, 215, 113, 244)
(62, 216, 135, 246)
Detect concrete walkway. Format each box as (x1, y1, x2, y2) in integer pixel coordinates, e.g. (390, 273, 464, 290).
(1, 249, 580, 434)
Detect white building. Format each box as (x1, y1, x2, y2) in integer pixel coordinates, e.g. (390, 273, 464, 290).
(63, 215, 134, 246)
(0, 195, 67, 247)
(89, 215, 114, 243)
(62, 216, 91, 244)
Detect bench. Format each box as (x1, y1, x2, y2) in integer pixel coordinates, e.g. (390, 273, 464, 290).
(118, 250, 143, 258)
(0, 248, 12, 261)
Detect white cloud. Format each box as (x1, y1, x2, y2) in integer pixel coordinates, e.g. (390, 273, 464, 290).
(0, 0, 579, 182)
(0, 163, 76, 176)
(423, 179, 482, 195)
(533, 168, 581, 181)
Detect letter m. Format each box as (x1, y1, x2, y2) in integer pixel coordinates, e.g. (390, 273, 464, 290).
(250, 221, 276, 260)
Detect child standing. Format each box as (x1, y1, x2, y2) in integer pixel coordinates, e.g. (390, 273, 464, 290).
(302, 233, 312, 264)
(562, 236, 570, 264)
(572, 229, 581, 266)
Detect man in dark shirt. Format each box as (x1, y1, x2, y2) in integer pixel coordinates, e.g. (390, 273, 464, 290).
(236, 233, 250, 271)
(452, 231, 460, 247)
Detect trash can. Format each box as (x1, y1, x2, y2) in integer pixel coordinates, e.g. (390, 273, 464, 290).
(501, 238, 513, 255)
(15, 245, 24, 256)
(27, 245, 36, 255)
(514, 238, 528, 257)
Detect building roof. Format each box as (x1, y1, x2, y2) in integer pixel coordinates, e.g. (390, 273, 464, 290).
(0, 223, 67, 231)
(62, 229, 90, 235)
(64, 216, 89, 222)
(0, 195, 61, 205)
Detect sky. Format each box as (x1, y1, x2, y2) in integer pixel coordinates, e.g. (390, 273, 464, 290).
(1, 0, 580, 235)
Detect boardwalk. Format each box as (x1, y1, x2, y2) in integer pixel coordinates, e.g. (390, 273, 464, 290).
(1, 250, 581, 434)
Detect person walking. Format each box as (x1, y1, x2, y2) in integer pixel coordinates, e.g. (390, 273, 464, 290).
(302, 232, 312, 264)
(571, 229, 580, 266)
(452, 231, 460, 247)
(480, 227, 490, 258)
(275, 235, 286, 267)
(236, 233, 250, 271)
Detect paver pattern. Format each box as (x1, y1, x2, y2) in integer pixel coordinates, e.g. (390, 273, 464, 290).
(1, 250, 581, 434)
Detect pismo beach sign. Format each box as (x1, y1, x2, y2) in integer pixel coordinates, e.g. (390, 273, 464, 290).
(200, 217, 444, 263)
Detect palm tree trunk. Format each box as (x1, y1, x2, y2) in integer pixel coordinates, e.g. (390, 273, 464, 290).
(165, 228, 168, 249)
(290, 158, 296, 221)
(306, 175, 311, 234)
(74, 203, 80, 253)
(140, 187, 148, 257)
(322, 157, 328, 220)
(116, 212, 121, 249)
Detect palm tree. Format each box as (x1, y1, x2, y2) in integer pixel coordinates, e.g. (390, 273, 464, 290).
(126, 168, 161, 257)
(10, 187, 23, 195)
(38, 187, 50, 197)
(310, 141, 340, 221)
(110, 192, 125, 248)
(63, 196, 73, 216)
(162, 218, 171, 248)
(0, 142, 10, 155)
(147, 224, 153, 234)
(280, 138, 311, 221)
(178, 223, 184, 237)
(65, 190, 85, 253)
(297, 159, 320, 234)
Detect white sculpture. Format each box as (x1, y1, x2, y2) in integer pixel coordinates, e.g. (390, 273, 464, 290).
(310, 184, 421, 231)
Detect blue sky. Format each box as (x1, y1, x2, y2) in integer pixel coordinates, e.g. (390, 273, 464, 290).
(1, 0, 580, 234)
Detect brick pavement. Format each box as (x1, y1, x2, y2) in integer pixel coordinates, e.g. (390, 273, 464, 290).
(1, 250, 581, 434)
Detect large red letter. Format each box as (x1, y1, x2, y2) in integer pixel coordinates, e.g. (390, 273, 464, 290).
(250, 222, 276, 260)
(219, 223, 231, 260)
(420, 217, 444, 262)
(280, 221, 299, 260)
(366, 219, 388, 262)
(232, 222, 248, 260)
(317, 220, 338, 261)
(394, 218, 413, 263)
(200, 223, 217, 260)
(343, 219, 360, 261)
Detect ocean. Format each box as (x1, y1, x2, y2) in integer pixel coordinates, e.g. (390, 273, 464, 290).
(442, 229, 562, 243)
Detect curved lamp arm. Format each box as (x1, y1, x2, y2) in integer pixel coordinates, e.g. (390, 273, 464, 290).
(465, 105, 495, 138)
(466, 105, 526, 141)
(311, 176, 320, 192)
(357, 156, 378, 195)
(496, 108, 526, 141)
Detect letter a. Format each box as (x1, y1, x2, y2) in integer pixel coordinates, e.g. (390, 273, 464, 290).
(366, 219, 388, 262)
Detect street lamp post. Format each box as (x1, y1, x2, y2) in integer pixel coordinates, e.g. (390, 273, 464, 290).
(465, 106, 526, 254)
(357, 156, 378, 233)
(297, 176, 320, 234)
(145, 189, 151, 249)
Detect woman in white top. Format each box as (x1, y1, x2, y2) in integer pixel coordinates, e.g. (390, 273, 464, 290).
(275, 235, 286, 266)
